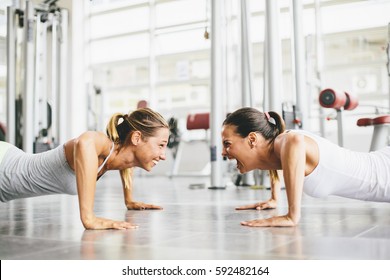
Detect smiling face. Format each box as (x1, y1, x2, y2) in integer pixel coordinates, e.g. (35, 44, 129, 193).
(221, 124, 255, 174)
(134, 127, 169, 171)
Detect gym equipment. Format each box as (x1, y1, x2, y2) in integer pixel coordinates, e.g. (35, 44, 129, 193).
(282, 103, 302, 129)
(167, 116, 181, 159)
(170, 112, 210, 177)
(210, 0, 225, 189)
(186, 113, 209, 130)
(319, 88, 358, 111)
(137, 100, 148, 109)
(6, 0, 68, 153)
(356, 24, 390, 152)
(0, 122, 6, 141)
(319, 88, 359, 146)
(387, 22, 390, 114)
(357, 116, 390, 151)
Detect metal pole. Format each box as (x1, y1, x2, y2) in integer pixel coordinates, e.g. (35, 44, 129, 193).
(6, 6, 16, 145)
(263, 15, 269, 111)
(291, 0, 308, 129)
(240, 0, 254, 186)
(315, 0, 325, 137)
(58, 9, 68, 144)
(36, 13, 43, 139)
(33, 13, 47, 141)
(265, 0, 282, 113)
(240, 0, 253, 107)
(51, 12, 59, 144)
(387, 23, 390, 113)
(337, 110, 344, 147)
(386, 22, 390, 143)
(148, 0, 156, 109)
(210, 0, 225, 189)
(259, 13, 271, 189)
(22, 0, 35, 153)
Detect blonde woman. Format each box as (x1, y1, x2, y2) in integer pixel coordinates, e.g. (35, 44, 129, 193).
(0, 108, 169, 230)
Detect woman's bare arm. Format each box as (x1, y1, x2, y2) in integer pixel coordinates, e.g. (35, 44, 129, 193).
(241, 133, 305, 227)
(122, 168, 163, 210)
(279, 133, 305, 224)
(235, 170, 281, 210)
(74, 132, 137, 230)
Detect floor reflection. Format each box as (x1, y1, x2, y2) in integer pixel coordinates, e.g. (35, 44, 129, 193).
(1, 174, 390, 259)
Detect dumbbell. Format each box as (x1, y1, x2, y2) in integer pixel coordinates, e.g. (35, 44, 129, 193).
(319, 88, 358, 111)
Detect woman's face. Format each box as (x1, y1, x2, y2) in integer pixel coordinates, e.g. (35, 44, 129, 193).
(221, 125, 256, 174)
(134, 128, 169, 171)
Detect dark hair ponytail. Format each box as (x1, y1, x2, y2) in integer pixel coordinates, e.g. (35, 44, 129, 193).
(223, 107, 285, 141)
(266, 111, 285, 143)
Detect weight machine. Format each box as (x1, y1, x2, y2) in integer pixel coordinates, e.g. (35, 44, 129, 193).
(319, 88, 358, 147)
(6, 0, 68, 153)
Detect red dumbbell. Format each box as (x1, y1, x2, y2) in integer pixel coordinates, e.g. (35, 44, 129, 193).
(319, 88, 358, 111)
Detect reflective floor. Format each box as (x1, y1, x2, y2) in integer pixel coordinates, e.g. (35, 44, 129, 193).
(1, 173, 390, 260)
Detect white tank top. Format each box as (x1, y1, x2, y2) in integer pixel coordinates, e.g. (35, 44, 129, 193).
(291, 130, 390, 202)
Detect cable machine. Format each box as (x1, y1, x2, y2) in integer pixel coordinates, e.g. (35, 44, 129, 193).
(6, 0, 68, 153)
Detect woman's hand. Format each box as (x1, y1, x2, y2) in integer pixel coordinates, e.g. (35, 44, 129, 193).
(126, 201, 163, 210)
(82, 216, 138, 230)
(236, 199, 277, 211)
(240, 215, 297, 227)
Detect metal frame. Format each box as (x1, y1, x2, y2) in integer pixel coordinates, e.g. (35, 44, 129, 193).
(6, 0, 68, 153)
(209, 0, 225, 189)
(6, 6, 16, 145)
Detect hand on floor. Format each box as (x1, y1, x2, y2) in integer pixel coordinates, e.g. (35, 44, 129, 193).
(83, 216, 138, 230)
(126, 201, 163, 210)
(241, 215, 296, 227)
(235, 199, 277, 211)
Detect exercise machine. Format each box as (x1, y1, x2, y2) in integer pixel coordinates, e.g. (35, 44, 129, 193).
(6, 0, 68, 153)
(357, 115, 390, 151)
(170, 112, 210, 177)
(319, 88, 390, 151)
(0, 122, 6, 141)
(355, 24, 390, 151)
(319, 88, 358, 147)
(167, 116, 181, 160)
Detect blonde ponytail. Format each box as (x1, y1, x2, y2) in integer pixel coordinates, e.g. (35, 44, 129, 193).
(269, 170, 279, 183)
(120, 168, 133, 190)
(106, 113, 123, 143)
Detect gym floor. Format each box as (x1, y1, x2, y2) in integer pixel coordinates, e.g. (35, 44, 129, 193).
(1, 173, 390, 260)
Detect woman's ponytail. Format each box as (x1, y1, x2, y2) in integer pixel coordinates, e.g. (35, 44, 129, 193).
(267, 111, 285, 137)
(106, 113, 123, 143)
(266, 111, 285, 183)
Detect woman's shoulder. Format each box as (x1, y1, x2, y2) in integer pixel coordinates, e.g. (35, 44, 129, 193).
(78, 131, 107, 138)
(66, 131, 112, 156)
(75, 131, 108, 143)
(273, 131, 306, 153)
(275, 130, 306, 142)
(66, 131, 109, 147)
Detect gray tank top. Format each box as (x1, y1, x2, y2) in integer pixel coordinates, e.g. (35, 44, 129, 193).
(0, 144, 76, 202)
(0, 141, 115, 202)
